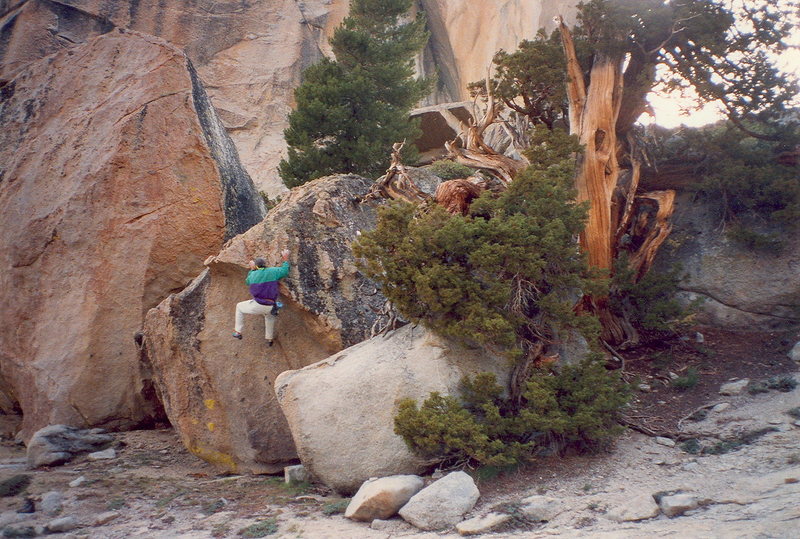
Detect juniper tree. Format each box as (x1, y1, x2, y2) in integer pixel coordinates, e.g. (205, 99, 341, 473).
(279, 0, 432, 187)
(469, 0, 799, 343)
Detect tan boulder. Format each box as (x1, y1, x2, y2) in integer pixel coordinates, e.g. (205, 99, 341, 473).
(141, 174, 388, 473)
(274, 324, 512, 494)
(0, 0, 349, 197)
(0, 30, 262, 441)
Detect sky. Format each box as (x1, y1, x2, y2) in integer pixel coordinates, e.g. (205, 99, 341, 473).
(644, 17, 800, 128)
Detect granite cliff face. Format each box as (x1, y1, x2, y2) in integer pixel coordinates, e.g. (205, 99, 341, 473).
(418, 0, 577, 104)
(0, 29, 262, 440)
(141, 174, 388, 473)
(0, 0, 577, 195)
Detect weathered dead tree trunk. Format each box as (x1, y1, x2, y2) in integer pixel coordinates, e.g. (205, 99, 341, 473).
(445, 91, 528, 184)
(363, 141, 430, 204)
(558, 17, 676, 346)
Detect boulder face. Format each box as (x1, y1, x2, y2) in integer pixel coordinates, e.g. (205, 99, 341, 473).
(0, 0, 350, 197)
(0, 30, 262, 441)
(0, 1, 577, 195)
(274, 324, 512, 494)
(141, 174, 387, 474)
(654, 194, 800, 329)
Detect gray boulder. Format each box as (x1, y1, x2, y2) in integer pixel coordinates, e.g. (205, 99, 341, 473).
(653, 193, 800, 329)
(398, 471, 480, 531)
(345, 475, 424, 522)
(275, 325, 511, 493)
(26, 425, 113, 468)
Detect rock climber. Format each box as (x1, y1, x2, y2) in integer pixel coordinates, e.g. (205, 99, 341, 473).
(233, 249, 291, 346)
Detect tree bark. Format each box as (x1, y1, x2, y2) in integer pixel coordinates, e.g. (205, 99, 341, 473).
(558, 17, 676, 345)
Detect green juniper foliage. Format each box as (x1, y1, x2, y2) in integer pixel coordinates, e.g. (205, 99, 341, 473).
(469, 30, 572, 130)
(653, 122, 799, 225)
(279, 0, 432, 187)
(354, 127, 600, 357)
(394, 358, 629, 467)
(609, 255, 687, 335)
(427, 160, 475, 181)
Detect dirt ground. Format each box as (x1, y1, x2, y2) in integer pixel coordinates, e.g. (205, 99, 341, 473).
(0, 326, 798, 538)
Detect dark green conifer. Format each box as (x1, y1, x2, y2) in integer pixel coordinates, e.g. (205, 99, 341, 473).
(279, 0, 432, 187)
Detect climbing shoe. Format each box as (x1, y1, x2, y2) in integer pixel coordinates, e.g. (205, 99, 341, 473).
(267, 339, 274, 347)
(233, 331, 242, 339)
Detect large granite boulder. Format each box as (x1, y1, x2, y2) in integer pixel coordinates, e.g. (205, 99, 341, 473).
(0, 0, 349, 196)
(1, 1, 577, 194)
(653, 194, 800, 329)
(0, 30, 263, 441)
(274, 324, 512, 493)
(141, 174, 387, 474)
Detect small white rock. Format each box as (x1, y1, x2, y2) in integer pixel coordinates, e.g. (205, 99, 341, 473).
(345, 475, 424, 521)
(719, 379, 749, 396)
(794, 420, 800, 428)
(787, 341, 800, 363)
(682, 462, 700, 472)
(711, 403, 730, 413)
(658, 493, 699, 517)
(87, 448, 116, 461)
(456, 512, 511, 535)
(606, 496, 660, 522)
(398, 471, 480, 531)
(638, 383, 651, 392)
(68, 476, 86, 488)
(93, 511, 120, 526)
(41, 491, 64, 516)
(46, 516, 79, 533)
(284, 464, 309, 484)
(655, 437, 676, 448)
(519, 495, 563, 522)
(668, 372, 679, 381)
(0, 512, 32, 528)
(768, 418, 784, 425)
(370, 518, 406, 531)
(695, 332, 704, 343)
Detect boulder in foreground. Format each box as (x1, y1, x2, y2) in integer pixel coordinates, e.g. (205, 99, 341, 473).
(275, 324, 511, 493)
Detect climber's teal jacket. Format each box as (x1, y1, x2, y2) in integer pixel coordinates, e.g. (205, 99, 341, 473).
(246, 262, 289, 305)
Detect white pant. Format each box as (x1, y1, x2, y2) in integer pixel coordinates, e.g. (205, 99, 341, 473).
(235, 300, 277, 340)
